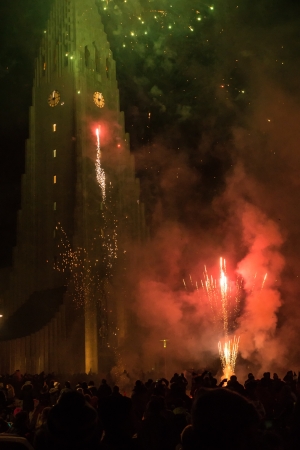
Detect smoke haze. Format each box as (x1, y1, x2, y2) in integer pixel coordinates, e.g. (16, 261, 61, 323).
(2, 0, 300, 377)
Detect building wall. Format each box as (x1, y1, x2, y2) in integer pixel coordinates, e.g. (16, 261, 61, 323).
(0, 0, 146, 375)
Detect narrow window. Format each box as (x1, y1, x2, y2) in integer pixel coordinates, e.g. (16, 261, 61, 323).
(53, 229, 56, 238)
(54, 175, 57, 184)
(53, 202, 57, 211)
(94, 43, 100, 73)
(53, 124, 56, 132)
(42, 56, 46, 76)
(53, 149, 56, 158)
(85, 46, 90, 67)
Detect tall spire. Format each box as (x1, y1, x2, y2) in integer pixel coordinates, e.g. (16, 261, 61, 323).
(0, 0, 146, 375)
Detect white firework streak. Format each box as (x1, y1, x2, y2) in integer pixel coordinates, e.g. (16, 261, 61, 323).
(218, 336, 240, 379)
(96, 127, 106, 202)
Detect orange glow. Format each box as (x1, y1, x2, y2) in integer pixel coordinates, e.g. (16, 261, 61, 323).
(96, 126, 100, 148)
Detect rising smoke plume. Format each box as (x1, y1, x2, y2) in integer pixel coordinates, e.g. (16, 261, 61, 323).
(111, 0, 300, 376)
(2, 0, 300, 376)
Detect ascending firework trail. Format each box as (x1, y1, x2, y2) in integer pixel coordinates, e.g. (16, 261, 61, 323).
(202, 258, 242, 379)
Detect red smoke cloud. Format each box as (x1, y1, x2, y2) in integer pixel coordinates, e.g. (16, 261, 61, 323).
(129, 162, 286, 377)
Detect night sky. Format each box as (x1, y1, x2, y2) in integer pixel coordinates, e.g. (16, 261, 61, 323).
(2, 0, 300, 368)
(0, 0, 298, 262)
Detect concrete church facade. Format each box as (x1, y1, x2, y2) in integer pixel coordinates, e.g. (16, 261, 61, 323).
(0, 0, 145, 374)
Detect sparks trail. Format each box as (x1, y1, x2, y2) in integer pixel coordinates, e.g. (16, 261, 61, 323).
(201, 258, 243, 333)
(218, 336, 240, 380)
(95, 125, 118, 267)
(250, 272, 268, 293)
(52, 124, 119, 328)
(54, 223, 111, 342)
(201, 258, 243, 379)
(261, 273, 268, 290)
(54, 224, 105, 306)
(96, 126, 106, 202)
(200, 258, 268, 378)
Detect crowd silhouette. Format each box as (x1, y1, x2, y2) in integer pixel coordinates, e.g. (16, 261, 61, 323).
(0, 368, 299, 449)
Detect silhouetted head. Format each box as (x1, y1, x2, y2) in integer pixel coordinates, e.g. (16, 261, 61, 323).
(190, 388, 259, 450)
(100, 395, 134, 437)
(113, 385, 120, 394)
(47, 391, 102, 449)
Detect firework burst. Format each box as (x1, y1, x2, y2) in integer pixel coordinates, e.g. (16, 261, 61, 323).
(201, 258, 242, 379)
(218, 336, 240, 380)
(201, 258, 243, 333)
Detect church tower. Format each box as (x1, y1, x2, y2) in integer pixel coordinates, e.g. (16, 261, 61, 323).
(0, 0, 145, 374)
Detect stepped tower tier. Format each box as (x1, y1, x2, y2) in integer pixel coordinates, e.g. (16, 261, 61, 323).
(0, 0, 146, 374)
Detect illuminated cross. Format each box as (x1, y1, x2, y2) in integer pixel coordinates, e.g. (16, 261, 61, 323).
(160, 339, 169, 348)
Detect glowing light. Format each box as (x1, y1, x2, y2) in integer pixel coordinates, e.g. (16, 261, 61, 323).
(250, 272, 268, 293)
(261, 273, 267, 290)
(200, 258, 243, 378)
(220, 258, 229, 335)
(96, 127, 106, 202)
(200, 259, 268, 377)
(160, 339, 169, 348)
(201, 258, 242, 329)
(218, 336, 240, 379)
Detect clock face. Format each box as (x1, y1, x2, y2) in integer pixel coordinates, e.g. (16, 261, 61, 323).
(48, 90, 60, 107)
(93, 92, 105, 108)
